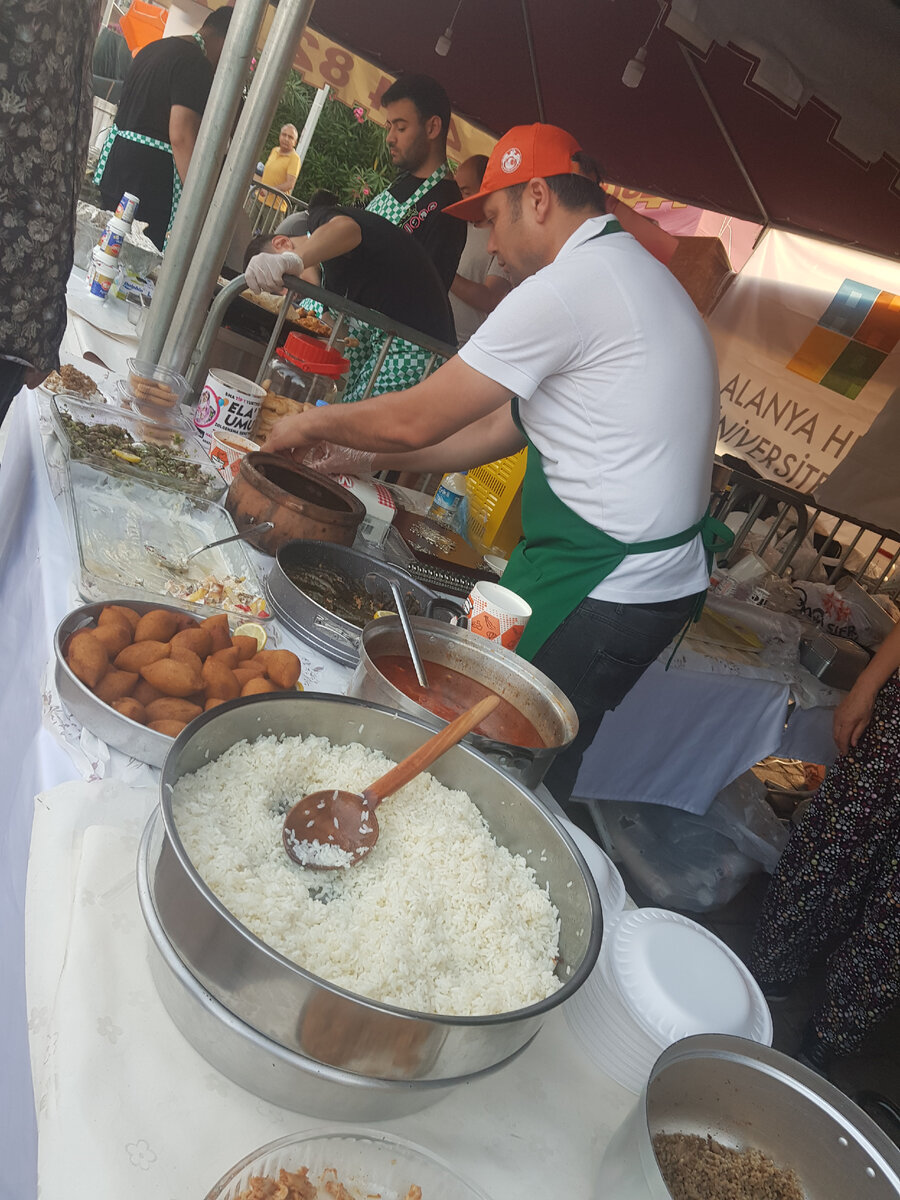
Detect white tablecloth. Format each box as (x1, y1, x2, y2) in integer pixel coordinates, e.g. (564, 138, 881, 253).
(1, 382, 837, 1195)
(25, 777, 634, 1200)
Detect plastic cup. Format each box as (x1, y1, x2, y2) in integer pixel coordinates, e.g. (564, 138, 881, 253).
(210, 430, 259, 484)
(463, 580, 532, 652)
(114, 192, 139, 222)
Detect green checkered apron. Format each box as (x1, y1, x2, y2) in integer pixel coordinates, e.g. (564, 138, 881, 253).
(92, 124, 183, 246)
(332, 163, 452, 403)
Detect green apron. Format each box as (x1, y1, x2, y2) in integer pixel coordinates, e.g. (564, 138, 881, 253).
(499, 219, 732, 660)
(92, 124, 183, 246)
(365, 163, 452, 225)
(325, 164, 453, 401)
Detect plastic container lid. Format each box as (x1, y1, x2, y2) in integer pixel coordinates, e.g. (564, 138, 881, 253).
(279, 331, 349, 377)
(606, 908, 772, 1047)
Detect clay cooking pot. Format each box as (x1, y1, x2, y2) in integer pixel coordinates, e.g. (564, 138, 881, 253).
(225, 452, 365, 555)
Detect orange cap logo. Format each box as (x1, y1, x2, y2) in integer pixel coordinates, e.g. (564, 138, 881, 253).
(500, 147, 522, 174)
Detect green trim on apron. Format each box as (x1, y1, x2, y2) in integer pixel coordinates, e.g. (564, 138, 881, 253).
(93, 124, 183, 245)
(498, 217, 732, 660)
(365, 163, 452, 226)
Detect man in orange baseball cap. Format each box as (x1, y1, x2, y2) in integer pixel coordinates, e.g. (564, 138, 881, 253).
(262, 123, 725, 810)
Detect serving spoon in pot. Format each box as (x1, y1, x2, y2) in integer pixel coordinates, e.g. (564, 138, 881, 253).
(364, 571, 429, 688)
(282, 694, 499, 870)
(145, 521, 274, 573)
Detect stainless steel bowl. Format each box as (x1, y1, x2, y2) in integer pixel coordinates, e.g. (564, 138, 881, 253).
(350, 616, 578, 788)
(139, 809, 520, 1119)
(54, 598, 201, 768)
(597, 1034, 900, 1199)
(152, 692, 601, 1082)
(265, 539, 461, 666)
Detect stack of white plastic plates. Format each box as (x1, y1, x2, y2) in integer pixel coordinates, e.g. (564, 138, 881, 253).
(558, 818, 626, 933)
(564, 907, 772, 1092)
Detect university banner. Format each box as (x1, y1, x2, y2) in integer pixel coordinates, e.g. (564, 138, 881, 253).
(707, 229, 900, 494)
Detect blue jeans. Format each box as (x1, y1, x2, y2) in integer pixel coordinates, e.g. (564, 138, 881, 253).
(532, 591, 703, 808)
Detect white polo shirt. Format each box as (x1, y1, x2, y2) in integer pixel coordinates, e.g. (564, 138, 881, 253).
(459, 214, 719, 604)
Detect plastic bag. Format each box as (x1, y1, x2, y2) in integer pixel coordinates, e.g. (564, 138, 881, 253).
(602, 772, 788, 912)
(793, 579, 894, 649)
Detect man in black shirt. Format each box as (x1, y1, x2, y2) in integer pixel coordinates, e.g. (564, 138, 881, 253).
(244, 202, 456, 403)
(96, 6, 232, 249)
(365, 75, 466, 292)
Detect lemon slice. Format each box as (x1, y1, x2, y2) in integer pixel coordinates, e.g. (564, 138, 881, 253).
(233, 621, 267, 650)
(111, 449, 142, 464)
(295, 680, 304, 692)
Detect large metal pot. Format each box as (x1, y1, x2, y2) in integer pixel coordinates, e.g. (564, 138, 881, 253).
(151, 692, 601, 1083)
(596, 1034, 900, 1199)
(349, 616, 578, 788)
(226, 453, 365, 554)
(139, 810, 504, 1119)
(266, 539, 461, 666)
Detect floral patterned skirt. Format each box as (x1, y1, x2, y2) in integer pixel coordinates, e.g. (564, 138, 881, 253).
(750, 675, 900, 1054)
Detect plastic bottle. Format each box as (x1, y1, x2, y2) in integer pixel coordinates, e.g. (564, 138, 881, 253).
(428, 471, 467, 527)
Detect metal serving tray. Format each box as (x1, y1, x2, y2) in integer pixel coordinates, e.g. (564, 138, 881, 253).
(265, 539, 460, 666)
(67, 460, 271, 620)
(51, 392, 225, 500)
(54, 599, 195, 767)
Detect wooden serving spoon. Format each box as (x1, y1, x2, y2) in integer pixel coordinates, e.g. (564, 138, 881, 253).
(282, 694, 500, 870)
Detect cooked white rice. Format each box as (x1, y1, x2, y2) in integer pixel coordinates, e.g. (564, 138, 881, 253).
(172, 733, 562, 1016)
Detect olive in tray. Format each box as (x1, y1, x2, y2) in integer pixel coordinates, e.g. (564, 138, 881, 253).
(63, 605, 302, 738)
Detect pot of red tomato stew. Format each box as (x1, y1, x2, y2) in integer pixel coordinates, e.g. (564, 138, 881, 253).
(348, 615, 578, 789)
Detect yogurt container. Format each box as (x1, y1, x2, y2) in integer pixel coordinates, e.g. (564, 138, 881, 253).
(114, 191, 139, 222)
(98, 215, 131, 257)
(193, 368, 266, 446)
(86, 247, 119, 299)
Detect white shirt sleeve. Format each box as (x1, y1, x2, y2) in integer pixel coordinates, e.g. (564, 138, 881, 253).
(458, 275, 581, 400)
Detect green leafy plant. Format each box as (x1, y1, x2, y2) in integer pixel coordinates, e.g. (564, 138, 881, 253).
(263, 73, 395, 205)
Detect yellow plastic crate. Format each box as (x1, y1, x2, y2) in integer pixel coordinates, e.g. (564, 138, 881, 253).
(466, 448, 527, 556)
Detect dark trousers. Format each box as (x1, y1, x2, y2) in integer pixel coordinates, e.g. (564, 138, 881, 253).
(0, 360, 26, 427)
(532, 591, 702, 808)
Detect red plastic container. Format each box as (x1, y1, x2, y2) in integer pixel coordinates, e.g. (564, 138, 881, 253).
(279, 332, 349, 378)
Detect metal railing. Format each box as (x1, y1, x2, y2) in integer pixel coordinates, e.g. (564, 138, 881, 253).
(187, 271, 457, 398)
(243, 183, 304, 237)
(712, 463, 900, 591)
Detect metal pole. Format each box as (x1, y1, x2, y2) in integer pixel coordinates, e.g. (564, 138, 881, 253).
(160, 0, 317, 376)
(137, 0, 268, 363)
(296, 84, 330, 165)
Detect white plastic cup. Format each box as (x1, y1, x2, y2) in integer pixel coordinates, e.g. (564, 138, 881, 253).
(87, 247, 119, 298)
(210, 430, 260, 484)
(114, 191, 139, 222)
(463, 580, 532, 652)
(98, 215, 131, 257)
(193, 368, 266, 445)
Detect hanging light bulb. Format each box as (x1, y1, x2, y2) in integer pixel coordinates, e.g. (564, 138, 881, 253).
(622, 44, 648, 88)
(435, 0, 464, 57)
(435, 25, 453, 56)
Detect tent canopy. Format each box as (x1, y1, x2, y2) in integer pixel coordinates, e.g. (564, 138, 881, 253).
(309, 0, 900, 260)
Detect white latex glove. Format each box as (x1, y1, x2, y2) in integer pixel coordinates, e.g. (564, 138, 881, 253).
(244, 250, 304, 295)
(303, 442, 377, 477)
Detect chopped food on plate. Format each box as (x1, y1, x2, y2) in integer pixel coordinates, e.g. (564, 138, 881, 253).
(43, 363, 102, 400)
(653, 1132, 804, 1200)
